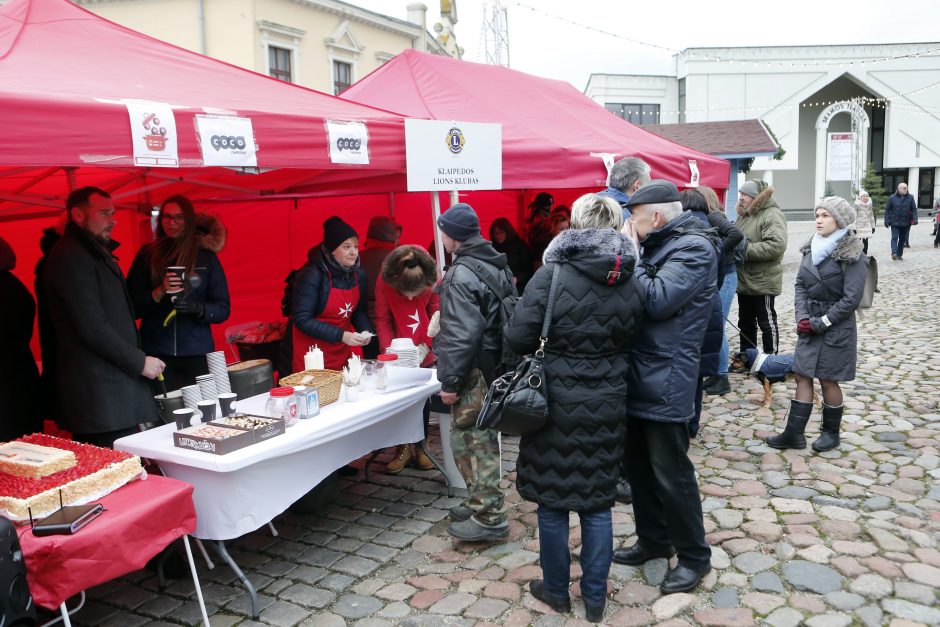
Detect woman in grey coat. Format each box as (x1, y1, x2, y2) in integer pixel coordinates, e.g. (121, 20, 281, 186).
(767, 196, 868, 452)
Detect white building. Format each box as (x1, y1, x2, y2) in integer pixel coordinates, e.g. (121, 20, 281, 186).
(586, 43, 940, 211)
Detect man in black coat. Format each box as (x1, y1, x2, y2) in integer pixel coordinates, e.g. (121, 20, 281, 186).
(43, 187, 164, 446)
(884, 182, 918, 260)
(433, 203, 512, 542)
(614, 180, 715, 594)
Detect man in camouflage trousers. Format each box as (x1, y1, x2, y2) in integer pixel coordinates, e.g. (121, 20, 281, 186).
(433, 203, 511, 542)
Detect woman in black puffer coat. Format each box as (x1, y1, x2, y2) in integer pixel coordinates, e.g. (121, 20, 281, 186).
(504, 193, 644, 623)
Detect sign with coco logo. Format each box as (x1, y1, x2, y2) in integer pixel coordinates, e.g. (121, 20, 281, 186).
(405, 119, 502, 191)
(326, 120, 370, 165)
(195, 115, 258, 167)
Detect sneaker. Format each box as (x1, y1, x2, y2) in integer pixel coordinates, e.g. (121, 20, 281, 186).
(448, 516, 509, 542)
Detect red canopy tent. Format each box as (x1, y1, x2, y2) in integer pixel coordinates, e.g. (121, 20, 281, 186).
(340, 49, 730, 197)
(0, 0, 417, 356)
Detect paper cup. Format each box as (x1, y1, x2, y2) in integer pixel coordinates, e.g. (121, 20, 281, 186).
(345, 384, 360, 402)
(218, 393, 238, 417)
(173, 408, 196, 430)
(196, 400, 217, 423)
(166, 266, 185, 294)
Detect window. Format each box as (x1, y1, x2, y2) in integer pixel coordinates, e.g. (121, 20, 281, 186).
(268, 46, 292, 82)
(333, 60, 352, 95)
(605, 103, 660, 126)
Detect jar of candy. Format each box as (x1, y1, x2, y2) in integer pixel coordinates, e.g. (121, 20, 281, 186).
(375, 354, 398, 391)
(265, 386, 299, 427)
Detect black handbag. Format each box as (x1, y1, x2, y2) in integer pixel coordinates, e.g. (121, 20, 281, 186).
(476, 264, 560, 436)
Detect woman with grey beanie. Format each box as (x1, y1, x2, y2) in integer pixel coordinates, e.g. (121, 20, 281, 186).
(767, 196, 868, 452)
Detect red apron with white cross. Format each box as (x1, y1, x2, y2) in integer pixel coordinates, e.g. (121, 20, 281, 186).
(292, 277, 362, 372)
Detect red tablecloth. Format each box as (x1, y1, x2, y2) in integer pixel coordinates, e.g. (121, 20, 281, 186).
(18, 475, 196, 609)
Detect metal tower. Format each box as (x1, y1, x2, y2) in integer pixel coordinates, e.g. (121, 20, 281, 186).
(483, 1, 510, 67)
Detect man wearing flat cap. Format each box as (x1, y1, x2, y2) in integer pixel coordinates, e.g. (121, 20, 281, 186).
(613, 179, 717, 594)
(433, 202, 513, 542)
(734, 180, 787, 356)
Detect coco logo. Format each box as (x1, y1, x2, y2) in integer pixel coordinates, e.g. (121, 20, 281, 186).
(210, 135, 247, 151)
(446, 127, 465, 154)
(336, 137, 362, 152)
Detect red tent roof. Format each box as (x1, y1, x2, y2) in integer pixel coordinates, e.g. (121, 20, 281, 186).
(342, 50, 730, 191)
(0, 0, 410, 218)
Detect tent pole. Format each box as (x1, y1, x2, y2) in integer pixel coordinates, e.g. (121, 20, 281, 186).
(448, 190, 459, 208)
(431, 191, 445, 276)
(388, 192, 395, 219)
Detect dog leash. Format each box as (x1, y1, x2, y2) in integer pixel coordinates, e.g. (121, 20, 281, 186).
(722, 316, 761, 352)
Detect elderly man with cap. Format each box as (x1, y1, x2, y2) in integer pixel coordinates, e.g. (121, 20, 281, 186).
(613, 180, 717, 594)
(768, 197, 867, 453)
(734, 179, 787, 357)
(433, 202, 513, 542)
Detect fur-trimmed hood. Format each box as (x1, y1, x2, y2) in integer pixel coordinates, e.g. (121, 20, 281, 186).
(381, 245, 437, 293)
(736, 183, 780, 216)
(799, 232, 864, 263)
(544, 228, 637, 285)
(195, 212, 226, 253)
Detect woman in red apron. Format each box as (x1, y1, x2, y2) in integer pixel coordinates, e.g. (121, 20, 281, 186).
(291, 216, 372, 372)
(373, 245, 440, 473)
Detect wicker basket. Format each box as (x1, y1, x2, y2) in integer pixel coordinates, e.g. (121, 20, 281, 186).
(278, 369, 343, 407)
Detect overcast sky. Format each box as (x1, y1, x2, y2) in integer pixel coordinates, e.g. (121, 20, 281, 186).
(359, 0, 940, 90)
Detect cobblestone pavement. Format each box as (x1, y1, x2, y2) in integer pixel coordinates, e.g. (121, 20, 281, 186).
(53, 223, 940, 626)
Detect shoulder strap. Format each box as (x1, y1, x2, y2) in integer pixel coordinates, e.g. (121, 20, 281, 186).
(536, 264, 561, 355)
(453, 257, 512, 301)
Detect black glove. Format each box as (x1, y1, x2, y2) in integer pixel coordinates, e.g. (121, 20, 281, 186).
(174, 299, 205, 318)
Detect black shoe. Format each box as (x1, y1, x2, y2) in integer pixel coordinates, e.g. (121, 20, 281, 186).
(766, 400, 812, 450)
(615, 478, 633, 504)
(447, 516, 509, 542)
(585, 602, 606, 623)
(812, 403, 843, 452)
(702, 376, 719, 389)
(449, 505, 472, 522)
(612, 543, 675, 566)
(661, 564, 711, 594)
(703, 375, 731, 395)
(529, 579, 571, 613)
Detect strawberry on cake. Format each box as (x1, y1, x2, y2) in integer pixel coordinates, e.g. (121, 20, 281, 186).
(0, 434, 143, 522)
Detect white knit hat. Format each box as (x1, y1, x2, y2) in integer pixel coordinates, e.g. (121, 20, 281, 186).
(816, 196, 856, 229)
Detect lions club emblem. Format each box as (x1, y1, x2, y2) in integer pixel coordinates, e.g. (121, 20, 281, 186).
(446, 127, 465, 154)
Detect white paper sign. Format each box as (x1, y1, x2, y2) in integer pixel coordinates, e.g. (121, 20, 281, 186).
(195, 115, 257, 167)
(405, 119, 502, 191)
(827, 132, 854, 181)
(688, 159, 700, 188)
(125, 101, 179, 167)
(327, 120, 370, 165)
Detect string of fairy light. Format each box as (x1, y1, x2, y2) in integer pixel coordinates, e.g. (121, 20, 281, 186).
(513, 1, 940, 69)
(510, 2, 940, 118)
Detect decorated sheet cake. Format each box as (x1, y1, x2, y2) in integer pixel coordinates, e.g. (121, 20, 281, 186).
(0, 434, 143, 521)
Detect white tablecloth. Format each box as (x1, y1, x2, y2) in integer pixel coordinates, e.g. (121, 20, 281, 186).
(115, 378, 440, 540)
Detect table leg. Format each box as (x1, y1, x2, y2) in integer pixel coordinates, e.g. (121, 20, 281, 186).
(183, 536, 211, 627)
(41, 591, 84, 627)
(211, 540, 259, 619)
(194, 538, 216, 569)
(417, 439, 455, 497)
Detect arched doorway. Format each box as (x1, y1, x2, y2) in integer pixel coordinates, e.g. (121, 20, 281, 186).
(815, 100, 870, 202)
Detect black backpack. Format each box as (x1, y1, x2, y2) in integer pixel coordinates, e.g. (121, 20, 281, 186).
(452, 258, 522, 376)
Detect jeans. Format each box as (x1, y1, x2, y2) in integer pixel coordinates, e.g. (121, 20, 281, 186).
(716, 270, 738, 375)
(891, 225, 911, 257)
(537, 505, 612, 607)
(624, 416, 711, 569)
(737, 294, 778, 354)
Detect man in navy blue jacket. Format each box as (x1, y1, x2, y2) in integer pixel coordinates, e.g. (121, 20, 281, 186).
(884, 182, 918, 260)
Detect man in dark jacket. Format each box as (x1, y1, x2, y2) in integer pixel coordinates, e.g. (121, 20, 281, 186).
(433, 203, 512, 542)
(884, 182, 918, 260)
(360, 216, 400, 359)
(43, 187, 164, 446)
(596, 156, 651, 223)
(613, 180, 715, 594)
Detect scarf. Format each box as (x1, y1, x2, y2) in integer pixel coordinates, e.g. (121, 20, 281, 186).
(811, 228, 847, 266)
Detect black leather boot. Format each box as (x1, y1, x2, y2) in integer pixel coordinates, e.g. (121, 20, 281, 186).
(766, 400, 812, 450)
(812, 403, 843, 452)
